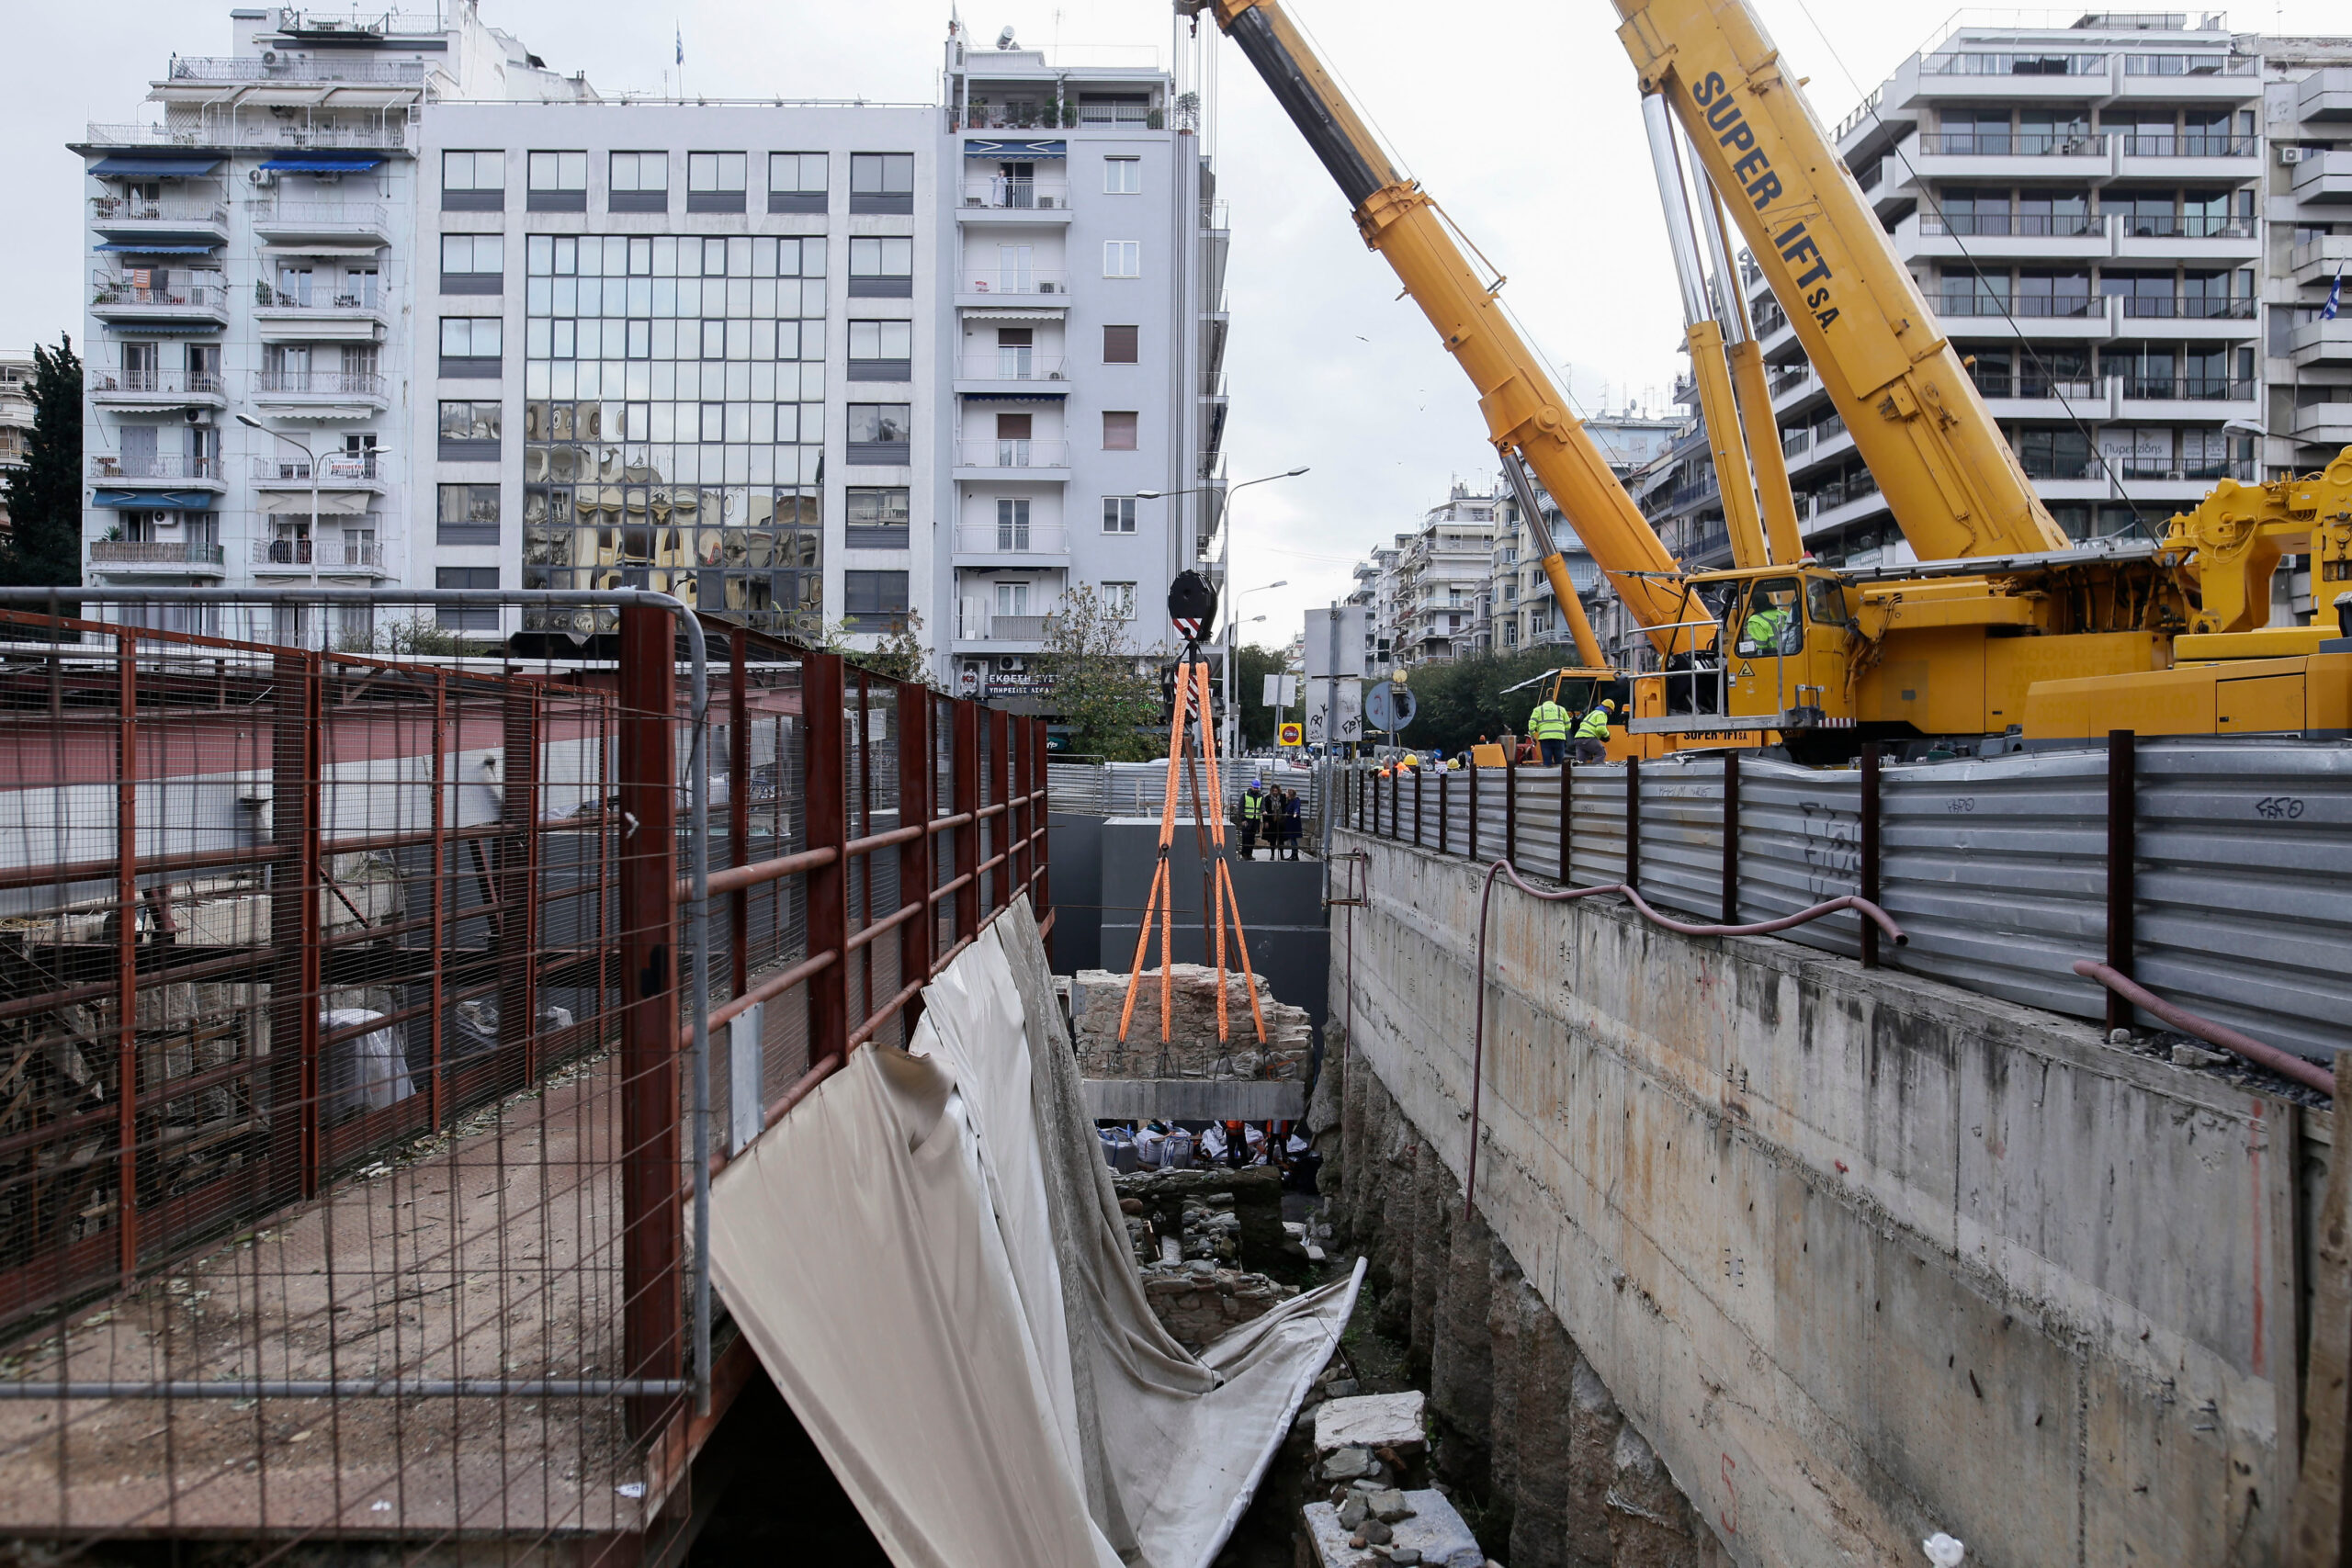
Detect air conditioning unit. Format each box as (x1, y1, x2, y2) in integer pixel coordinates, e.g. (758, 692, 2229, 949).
(1040, 196, 1058, 209)
(2165, 469, 2186, 481)
(996, 654, 1026, 673)
(261, 50, 278, 63)
(2280, 146, 2308, 165)
(248, 168, 277, 186)
(1039, 280, 1059, 293)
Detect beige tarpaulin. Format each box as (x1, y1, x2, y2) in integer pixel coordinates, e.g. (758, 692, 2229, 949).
(709, 898, 1361, 1568)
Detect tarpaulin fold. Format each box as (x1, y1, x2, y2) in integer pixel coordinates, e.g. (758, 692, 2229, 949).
(709, 898, 1360, 1568)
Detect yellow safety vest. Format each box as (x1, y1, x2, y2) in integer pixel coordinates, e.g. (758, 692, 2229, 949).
(1745, 607, 1789, 650)
(1530, 700, 1571, 740)
(1576, 707, 1611, 739)
(1241, 791, 1263, 821)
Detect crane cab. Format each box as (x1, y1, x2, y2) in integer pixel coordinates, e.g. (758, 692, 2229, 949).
(1628, 564, 1860, 750)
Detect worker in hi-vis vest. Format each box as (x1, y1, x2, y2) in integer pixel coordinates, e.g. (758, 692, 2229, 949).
(1528, 696, 1573, 767)
(1238, 780, 1265, 859)
(1574, 698, 1616, 763)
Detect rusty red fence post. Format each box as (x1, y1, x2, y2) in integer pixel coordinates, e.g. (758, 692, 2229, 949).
(897, 681, 933, 1037)
(2106, 728, 2136, 1033)
(988, 708, 1011, 916)
(267, 649, 319, 1206)
(113, 632, 139, 1276)
(616, 604, 681, 1437)
(500, 686, 541, 1088)
(1034, 718, 1053, 955)
(729, 633, 750, 998)
(427, 672, 447, 1132)
(804, 652, 850, 1060)
(1859, 742, 1883, 970)
(952, 700, 979, 945)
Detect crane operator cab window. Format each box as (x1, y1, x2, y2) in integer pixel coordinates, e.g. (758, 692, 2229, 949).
(1804, 576, 1853, 635)
(1735, 578, 1804, 658)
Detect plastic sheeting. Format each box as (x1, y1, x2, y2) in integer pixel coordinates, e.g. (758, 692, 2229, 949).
(710, 898, 1362, 1568)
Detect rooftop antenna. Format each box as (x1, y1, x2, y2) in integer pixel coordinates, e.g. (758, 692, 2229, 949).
(997, 25, 1018, 49)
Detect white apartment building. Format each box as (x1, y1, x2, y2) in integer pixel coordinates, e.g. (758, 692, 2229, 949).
(1487, 412, 1674, 660)
(1382, 481, 1498, 668)
(75, 7, 1222, 692)
(1790, 13, 2352, 580)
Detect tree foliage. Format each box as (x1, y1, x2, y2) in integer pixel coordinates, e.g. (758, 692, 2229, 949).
(1036, 585, 1162, 761)
(1394, 650, 1579, 757)
(819, 608, 932, 684)
(0, 337, 84, 590)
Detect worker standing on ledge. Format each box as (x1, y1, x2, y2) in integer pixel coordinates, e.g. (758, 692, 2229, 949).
(1238, 780, 1265, 860)
(1574, 698, 1616, 763)
(1528, 694, 1573, 766)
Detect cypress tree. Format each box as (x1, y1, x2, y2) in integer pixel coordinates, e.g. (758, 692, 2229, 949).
(0, 336, 85, 590)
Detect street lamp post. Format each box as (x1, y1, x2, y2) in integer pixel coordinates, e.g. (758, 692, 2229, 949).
(1136, 465, 1307, 759)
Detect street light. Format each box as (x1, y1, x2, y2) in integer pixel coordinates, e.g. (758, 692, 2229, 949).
(1222, 587, 1283, 759)
(234, 412, 316, 607)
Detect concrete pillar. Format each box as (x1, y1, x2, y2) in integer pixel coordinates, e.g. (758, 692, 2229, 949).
(1506, 1270, 1579, 1568)
(1486, 1245, 1527, 1545)
(1430, 1203, 1498, 1494)
(1408, 1143, 1452, 1379)
(1374, 1087, 1419, 1338)
(1564, 1353, 1624, 1568)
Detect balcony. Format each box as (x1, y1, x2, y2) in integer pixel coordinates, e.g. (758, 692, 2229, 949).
(1903, 209, 2109, 263)
(87, 196, 229, 243)
(2291, 317, 2352, 368)
(87, 538, 226, 576)
(248, 199, 392, 247)
(2293, 235, 2352, 287)
(83, 118, 414, 153)
(2112, 51, 2260, 100)
(2110, 211, 2258, 261)
(254, 285, 389, 341)
(163, 56, 427, 86)
(251, 369, 390, 413)
(90, 278, 229, 327)
(87, 368, 226, 407)
(953, 438, 1069, 479)
(951, 610, 1057, 649)
(957, 268, 1069, 306)
(2295, 150, 2352, 205)
(953, 522, 1071, 565)
(1982, 378, 2114, 422)
(2298, 67, 2352, 122)
(2292, 402, 2352, 446)
(87, 454, 227, 491)
(1908, 129, 2112, 184)
(954, 353, 1069, 394)
(2117, 296, 2259, 340)
(250, 538, 390, 578)
(251, 452, 389, 490)
(2116, 376, 2256, 421)
(956, 176, 1072, 219)
(2114, 131, 2260, 182)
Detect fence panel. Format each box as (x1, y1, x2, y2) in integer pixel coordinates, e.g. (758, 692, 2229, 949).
(1736, 759, 1862, 957)
(1637, 761, 1724, 921)
(1511, 770, 1565, 882)
(1878, 748, 2109, 1020)
(1569, 765, 1629, 887)
(2137, 741, 2352, 1059)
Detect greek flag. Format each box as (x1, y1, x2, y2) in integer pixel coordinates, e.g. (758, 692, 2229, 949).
(675, 25, 684, 66)
(2327, 265, 2344, 323)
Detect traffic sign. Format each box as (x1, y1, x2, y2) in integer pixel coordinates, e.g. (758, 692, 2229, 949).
(1364, 681, 1416, 733)
(1278, 721, 1303, 748)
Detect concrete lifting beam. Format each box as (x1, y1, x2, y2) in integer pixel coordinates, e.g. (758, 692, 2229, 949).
(1083, 1077, 1306, 1122)
(1323, 824, 2322, 1567)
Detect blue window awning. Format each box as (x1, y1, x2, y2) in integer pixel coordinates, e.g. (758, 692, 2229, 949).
(960, 390, 1069, 401)
(258, 155, 383, 174)
(94, 490, 215, 511)
(92, 155, 223, 178)
(96, 243, 220, 254)
(964, 138, 1068, 159)
(101, 322, 220, 335)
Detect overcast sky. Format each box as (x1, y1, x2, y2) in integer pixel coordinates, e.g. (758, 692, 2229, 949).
(3, 0, 2340, 646)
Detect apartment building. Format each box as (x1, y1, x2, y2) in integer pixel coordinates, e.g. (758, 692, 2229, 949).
(937, 34, 1225, 709)
(1372, 481, 1498, 668)
(0, 353, 31, 537)
(75, 8, 1221, 685)
(1782, 13, 2352, 580)
(1493, 412, 1677, 661)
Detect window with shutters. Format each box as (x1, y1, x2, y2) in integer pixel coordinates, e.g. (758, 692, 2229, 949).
(1102, 411, 1137, 451)
(1102, 324, 1138, 364)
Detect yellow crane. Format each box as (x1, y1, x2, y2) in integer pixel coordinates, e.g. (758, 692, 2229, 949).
(1187, 0, 2352, 756)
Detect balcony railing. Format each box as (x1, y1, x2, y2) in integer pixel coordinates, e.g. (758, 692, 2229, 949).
(957, 610, 1057, 640)
(2120, 296, 2256, 319)
(254, 283, 385, 310)
(252, 453, 385, 481)
(2014, 376, 2100, 400)
(2122, 52, 2254, 76)
(1940, 292, 2108, 319)
(2116, 460, 2255, 480)
(1201, 370, 1228, 397)
(956, 439, 1069, 468)
(956, 522, 1070, 554)
(88, 369, 224, 397)
(166, 55, 427, 85)
(961, 268, 1069, 296)
(89, 539, 225, 567)
(89, 454, 220, 481)
(1768, 366, 1815, 396)
(1922, 211, 2099, 237)
(958, 353, 1067, 381)
(1924, 51, 2105, 76)
(2114, 213, 2254, 240)
(1202, 198, 1230, 231)
(2120, 133, 2256, 157)
(2120, 376, 2255, 401)
(1077, 103, 1157, 125)
(84, 118, 414, 152)
(88, 197, 230, 226)
(91, 280, 227, 310)
(248, 199, 390, 232)
(959, 176, 1071, 210)
(251, 538, 387, 570)
(254, 370, 386, 398)
(1918, 131, 2108, 155)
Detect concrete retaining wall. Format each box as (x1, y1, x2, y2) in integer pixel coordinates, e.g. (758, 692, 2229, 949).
(1326, 828, 2328, 1566)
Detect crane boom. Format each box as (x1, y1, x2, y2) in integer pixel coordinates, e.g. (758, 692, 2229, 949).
(1612, 0, 2070, 560)
(1181, 0, 1690, 659)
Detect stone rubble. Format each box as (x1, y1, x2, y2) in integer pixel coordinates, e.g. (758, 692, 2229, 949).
(1068, 964, 1314, 1079)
